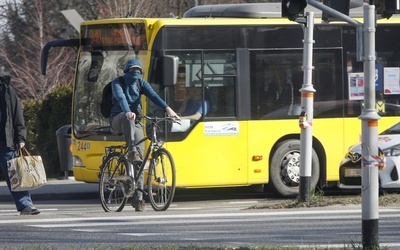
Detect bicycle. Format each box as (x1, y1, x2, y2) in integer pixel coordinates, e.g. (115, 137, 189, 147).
(99, 115, 178, 212)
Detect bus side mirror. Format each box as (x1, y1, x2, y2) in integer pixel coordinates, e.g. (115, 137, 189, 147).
(40, 39, 79, 75)
(161, 55, 179, 87)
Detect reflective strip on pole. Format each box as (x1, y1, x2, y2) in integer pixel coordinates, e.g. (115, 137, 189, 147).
(299, 93, 314, 129)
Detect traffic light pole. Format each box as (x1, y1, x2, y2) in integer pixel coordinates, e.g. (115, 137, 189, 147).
(305, 1, 380, 248)
(360, 4, 380, 249)
(299, 11, 315, 202)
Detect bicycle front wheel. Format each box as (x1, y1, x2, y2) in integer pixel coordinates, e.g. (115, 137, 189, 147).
(99, 152, 129, 212)
(147, 148, 176, 211)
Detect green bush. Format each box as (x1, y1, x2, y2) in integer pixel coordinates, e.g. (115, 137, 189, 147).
(22, 85, 72, 178)
(21, 99, 42, 154)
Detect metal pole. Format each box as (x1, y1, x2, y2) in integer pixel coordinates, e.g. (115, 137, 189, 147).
(359, 4, 380, 249)
(307, 0, 364, 61)
(299, 12, 316, 202)
(307, 0, 361, 27)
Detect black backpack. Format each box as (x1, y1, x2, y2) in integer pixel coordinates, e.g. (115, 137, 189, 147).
(100, 76, 125, 118)
(99, 77, 141, 118)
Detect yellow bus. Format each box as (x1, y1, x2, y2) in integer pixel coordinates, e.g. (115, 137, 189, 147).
(41, 3, 400, 197)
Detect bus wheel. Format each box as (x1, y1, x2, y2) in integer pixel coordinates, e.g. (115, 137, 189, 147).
(269, 139, 320, 198)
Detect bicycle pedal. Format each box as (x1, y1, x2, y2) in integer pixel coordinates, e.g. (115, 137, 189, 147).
(137, 188, 148, 196)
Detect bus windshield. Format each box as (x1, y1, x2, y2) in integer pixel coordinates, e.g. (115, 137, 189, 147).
(73, 22, 148, 138)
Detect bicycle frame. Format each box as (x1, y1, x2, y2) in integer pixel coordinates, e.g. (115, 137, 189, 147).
(99, 116, 177, 212)
(119, 117, 166, 195)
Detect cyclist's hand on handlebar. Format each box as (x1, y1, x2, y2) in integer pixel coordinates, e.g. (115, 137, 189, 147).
(165, 107, 181, 121)
(125, 111, 136, 121)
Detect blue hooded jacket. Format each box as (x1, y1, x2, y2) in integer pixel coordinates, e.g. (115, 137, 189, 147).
(110, 58, 168, 117)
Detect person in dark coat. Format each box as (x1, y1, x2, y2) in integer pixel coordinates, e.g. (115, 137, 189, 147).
(0, 74, 40, 215)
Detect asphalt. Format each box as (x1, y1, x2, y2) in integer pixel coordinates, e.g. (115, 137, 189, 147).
(0, 177, 99, 201)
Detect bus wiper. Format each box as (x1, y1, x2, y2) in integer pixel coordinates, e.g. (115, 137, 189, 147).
(75, 125, 113, 139)
(91, 126, 113, 134)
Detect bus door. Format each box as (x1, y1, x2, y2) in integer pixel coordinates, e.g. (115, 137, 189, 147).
(159, 50, 249, 187)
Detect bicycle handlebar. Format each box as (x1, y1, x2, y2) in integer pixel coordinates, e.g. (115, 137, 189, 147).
(143, 115, 180, 124)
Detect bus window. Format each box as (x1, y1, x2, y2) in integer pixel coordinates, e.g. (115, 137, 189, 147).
(251, 51, 303, 119)
(344, 25, 400, 116)
(203, 51, 236, 118)
(162, 51, 237, 123)
(313, 51, 342, 102)
(254, 49, 343, 120)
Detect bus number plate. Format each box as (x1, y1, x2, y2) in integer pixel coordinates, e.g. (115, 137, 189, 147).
(78, 141, 90, 151)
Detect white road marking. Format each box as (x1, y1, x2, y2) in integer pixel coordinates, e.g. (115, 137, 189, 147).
(0, 208, 399, 226)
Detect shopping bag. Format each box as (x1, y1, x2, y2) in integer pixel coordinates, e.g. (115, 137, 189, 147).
(7, 148, 47, 191)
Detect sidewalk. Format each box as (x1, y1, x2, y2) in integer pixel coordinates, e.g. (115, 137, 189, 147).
(0, 177, 98, 201)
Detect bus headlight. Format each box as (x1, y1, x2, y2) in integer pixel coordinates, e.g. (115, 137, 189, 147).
(73, 155, 85, 167)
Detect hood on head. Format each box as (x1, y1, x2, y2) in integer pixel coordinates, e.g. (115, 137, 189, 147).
(123, 58, 142, 74)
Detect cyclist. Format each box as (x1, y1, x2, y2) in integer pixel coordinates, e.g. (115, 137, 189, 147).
(110, 58, 179, 212)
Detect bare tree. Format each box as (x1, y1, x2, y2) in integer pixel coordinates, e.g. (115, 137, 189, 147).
(94, 0, 157, 18)
(0, 0, 75, 99)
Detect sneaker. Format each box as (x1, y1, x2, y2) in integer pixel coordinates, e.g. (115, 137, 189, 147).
(132, 199, 145, 212)
(20, 206, 41, 215)
(128, 150, 142, 165)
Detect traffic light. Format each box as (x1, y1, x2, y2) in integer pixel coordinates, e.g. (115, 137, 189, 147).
(322, 0, 349, 21)
(282, 0, 307, 21)
(322, 0, 363, 22)
(376, 0, 400, 19)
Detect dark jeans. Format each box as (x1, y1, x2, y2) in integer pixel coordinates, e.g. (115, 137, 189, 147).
(0, 141, 33, 211)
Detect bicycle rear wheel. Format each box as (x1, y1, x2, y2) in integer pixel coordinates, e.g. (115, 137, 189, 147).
(147, 148, 176, 211)
(99, 152, 130, 212)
